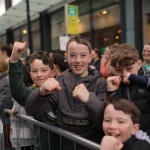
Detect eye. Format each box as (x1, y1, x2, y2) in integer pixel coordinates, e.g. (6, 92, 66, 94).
(31, 70, 37, 73)
(103, 119, 111, 123)
(81, 54, 86, 58)
(70, 54, 76, 58)
(118, 121, 124, 124)
(42, 70, 47, 72)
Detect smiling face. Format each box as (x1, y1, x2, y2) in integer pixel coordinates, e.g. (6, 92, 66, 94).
(30, 59, 55, 87)
(142, 44, 150, 62)
(103, 104, 139, 143)
(67, 41, 92, 77)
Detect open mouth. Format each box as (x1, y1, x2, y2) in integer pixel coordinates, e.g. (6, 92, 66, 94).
(109, 133, 120, 137)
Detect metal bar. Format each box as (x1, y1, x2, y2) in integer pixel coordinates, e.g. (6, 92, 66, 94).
(4, 109, 100, 150)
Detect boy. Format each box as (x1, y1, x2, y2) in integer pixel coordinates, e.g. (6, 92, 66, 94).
(26, 35, 107, 150)
(9, 42, 58, 150)
(107, 43, 150, 136)
(101, 98, 150, 150)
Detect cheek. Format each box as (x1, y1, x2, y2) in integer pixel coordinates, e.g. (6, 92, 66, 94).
(102, 123, 108, 134)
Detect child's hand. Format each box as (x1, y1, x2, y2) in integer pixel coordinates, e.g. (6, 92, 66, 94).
(100, 136, 123, 150)
(107, 76, 121, 91)
(39, 78, 61, 96)
(122, 73, 131, 84)
(10, 41, 27, 62)
(72, 84, 89, 103)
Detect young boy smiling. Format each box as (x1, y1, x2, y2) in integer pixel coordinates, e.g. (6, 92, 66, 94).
(101, 98, 150, 150)
(107, 43, 150, 136)
(26, 35, 107, 150)
(9, 42, 59, 150)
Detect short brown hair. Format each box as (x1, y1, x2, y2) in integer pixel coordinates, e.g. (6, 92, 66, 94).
(0, 56, 8, 73)
(104, 98, 141, 124)
(66, 35, 92, 53)
(29, 51, 54, 70)
(110, 43, 139, 68)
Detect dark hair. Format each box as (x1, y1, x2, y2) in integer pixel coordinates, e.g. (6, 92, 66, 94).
(52, 53, 69, 72)
(0, 55, 8, 72)
(29, 51, 54, 70)
(0, 45, 12, 57)
(103, 98, 141, 124)
(110, 43, 139, 68)
(93, 48, 101, 58)
(66, 35, 91, 53)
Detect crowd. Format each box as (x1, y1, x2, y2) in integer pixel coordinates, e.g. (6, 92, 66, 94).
(0, 35, 150, 150)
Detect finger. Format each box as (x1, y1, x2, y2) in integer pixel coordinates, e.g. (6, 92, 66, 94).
(117, 142, 123, 150)
(56, 85, 61, 91)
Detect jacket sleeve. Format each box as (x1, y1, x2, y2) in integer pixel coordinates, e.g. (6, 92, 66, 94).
(25, 88, 57, 117)
(84, 78, 107, 128)
(8, 60, 33, 106)
(0, 77, 13, 111)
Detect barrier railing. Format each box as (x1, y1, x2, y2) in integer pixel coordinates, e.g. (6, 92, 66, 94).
(0, 109, 100, 150)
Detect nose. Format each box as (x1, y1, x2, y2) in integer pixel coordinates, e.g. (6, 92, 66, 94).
(108, 121, 117, 130)
(76, 55, 81, 62)
(121, 69, 128, 78)
(37, 71, 42, 76)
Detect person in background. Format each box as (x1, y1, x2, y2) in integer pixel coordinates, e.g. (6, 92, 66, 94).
(0, 55, 13, 149)
(22, 56, 33, 87)
(89, 48, 101, 70)
(100, 45, 117, 79)
(9, 42, 59, 150)
(0, 45, 12, 61)
(101, 98, 150, 150)
(10, 99, 36, 150)
(142, 42, 150, 71)
(52, 53, 69, 76)
(26, 35, 107, 150)
(107, 43, 150, 136)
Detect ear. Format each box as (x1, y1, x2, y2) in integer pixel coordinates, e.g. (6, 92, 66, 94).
(137, 59, 142, 70)
(131, 123, 140, 135)
(89, 53, 93, 63)
(51, 66, 56, 78)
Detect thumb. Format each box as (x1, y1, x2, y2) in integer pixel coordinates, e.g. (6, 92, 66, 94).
(117, 142, 123, 150)
(24, 41, 27, 46)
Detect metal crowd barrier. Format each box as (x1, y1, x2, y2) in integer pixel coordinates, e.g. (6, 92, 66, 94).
(0, 109, 101, 150)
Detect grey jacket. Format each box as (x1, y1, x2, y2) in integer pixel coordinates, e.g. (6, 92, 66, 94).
(26, 69, 106, 144)
(0, 72, 13, 112)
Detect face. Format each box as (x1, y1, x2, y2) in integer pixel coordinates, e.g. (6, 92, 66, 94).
(103, 104, 139, 143)
(91, 50, 97, 59)
(67, 41, 92, 77)
(112, 60, 141, 82)
(104, 47, 110, 60)
(142, 45, 150, 62)
(30, 59, 55, 87)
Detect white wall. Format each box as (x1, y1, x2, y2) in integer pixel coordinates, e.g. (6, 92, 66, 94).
(0, 0, 5, 16)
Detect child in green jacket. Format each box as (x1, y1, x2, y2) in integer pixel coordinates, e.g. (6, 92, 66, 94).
(9, 42, 59, 150)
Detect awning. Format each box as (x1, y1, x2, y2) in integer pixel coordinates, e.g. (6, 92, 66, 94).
(0, 0, 64, 35)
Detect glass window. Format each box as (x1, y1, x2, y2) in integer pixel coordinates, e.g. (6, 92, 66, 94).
(51, 9, 65, 50)
(31, 20, 41, 51)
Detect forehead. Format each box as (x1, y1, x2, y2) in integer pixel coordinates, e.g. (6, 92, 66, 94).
(30, 59, 49, 67)
(104, 104, 130, 119)
(143, 45, 150, 50)
(67, 41, 90, 53)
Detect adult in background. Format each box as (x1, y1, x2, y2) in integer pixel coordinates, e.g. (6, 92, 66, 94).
(89, 48, 101, 70)
(142, 42, 150, 71)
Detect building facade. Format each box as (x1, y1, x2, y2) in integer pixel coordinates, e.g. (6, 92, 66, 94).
(0, 0, 150, 58)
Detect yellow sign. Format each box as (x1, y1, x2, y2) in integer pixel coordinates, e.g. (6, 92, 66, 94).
(65, 4, 78, 35)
